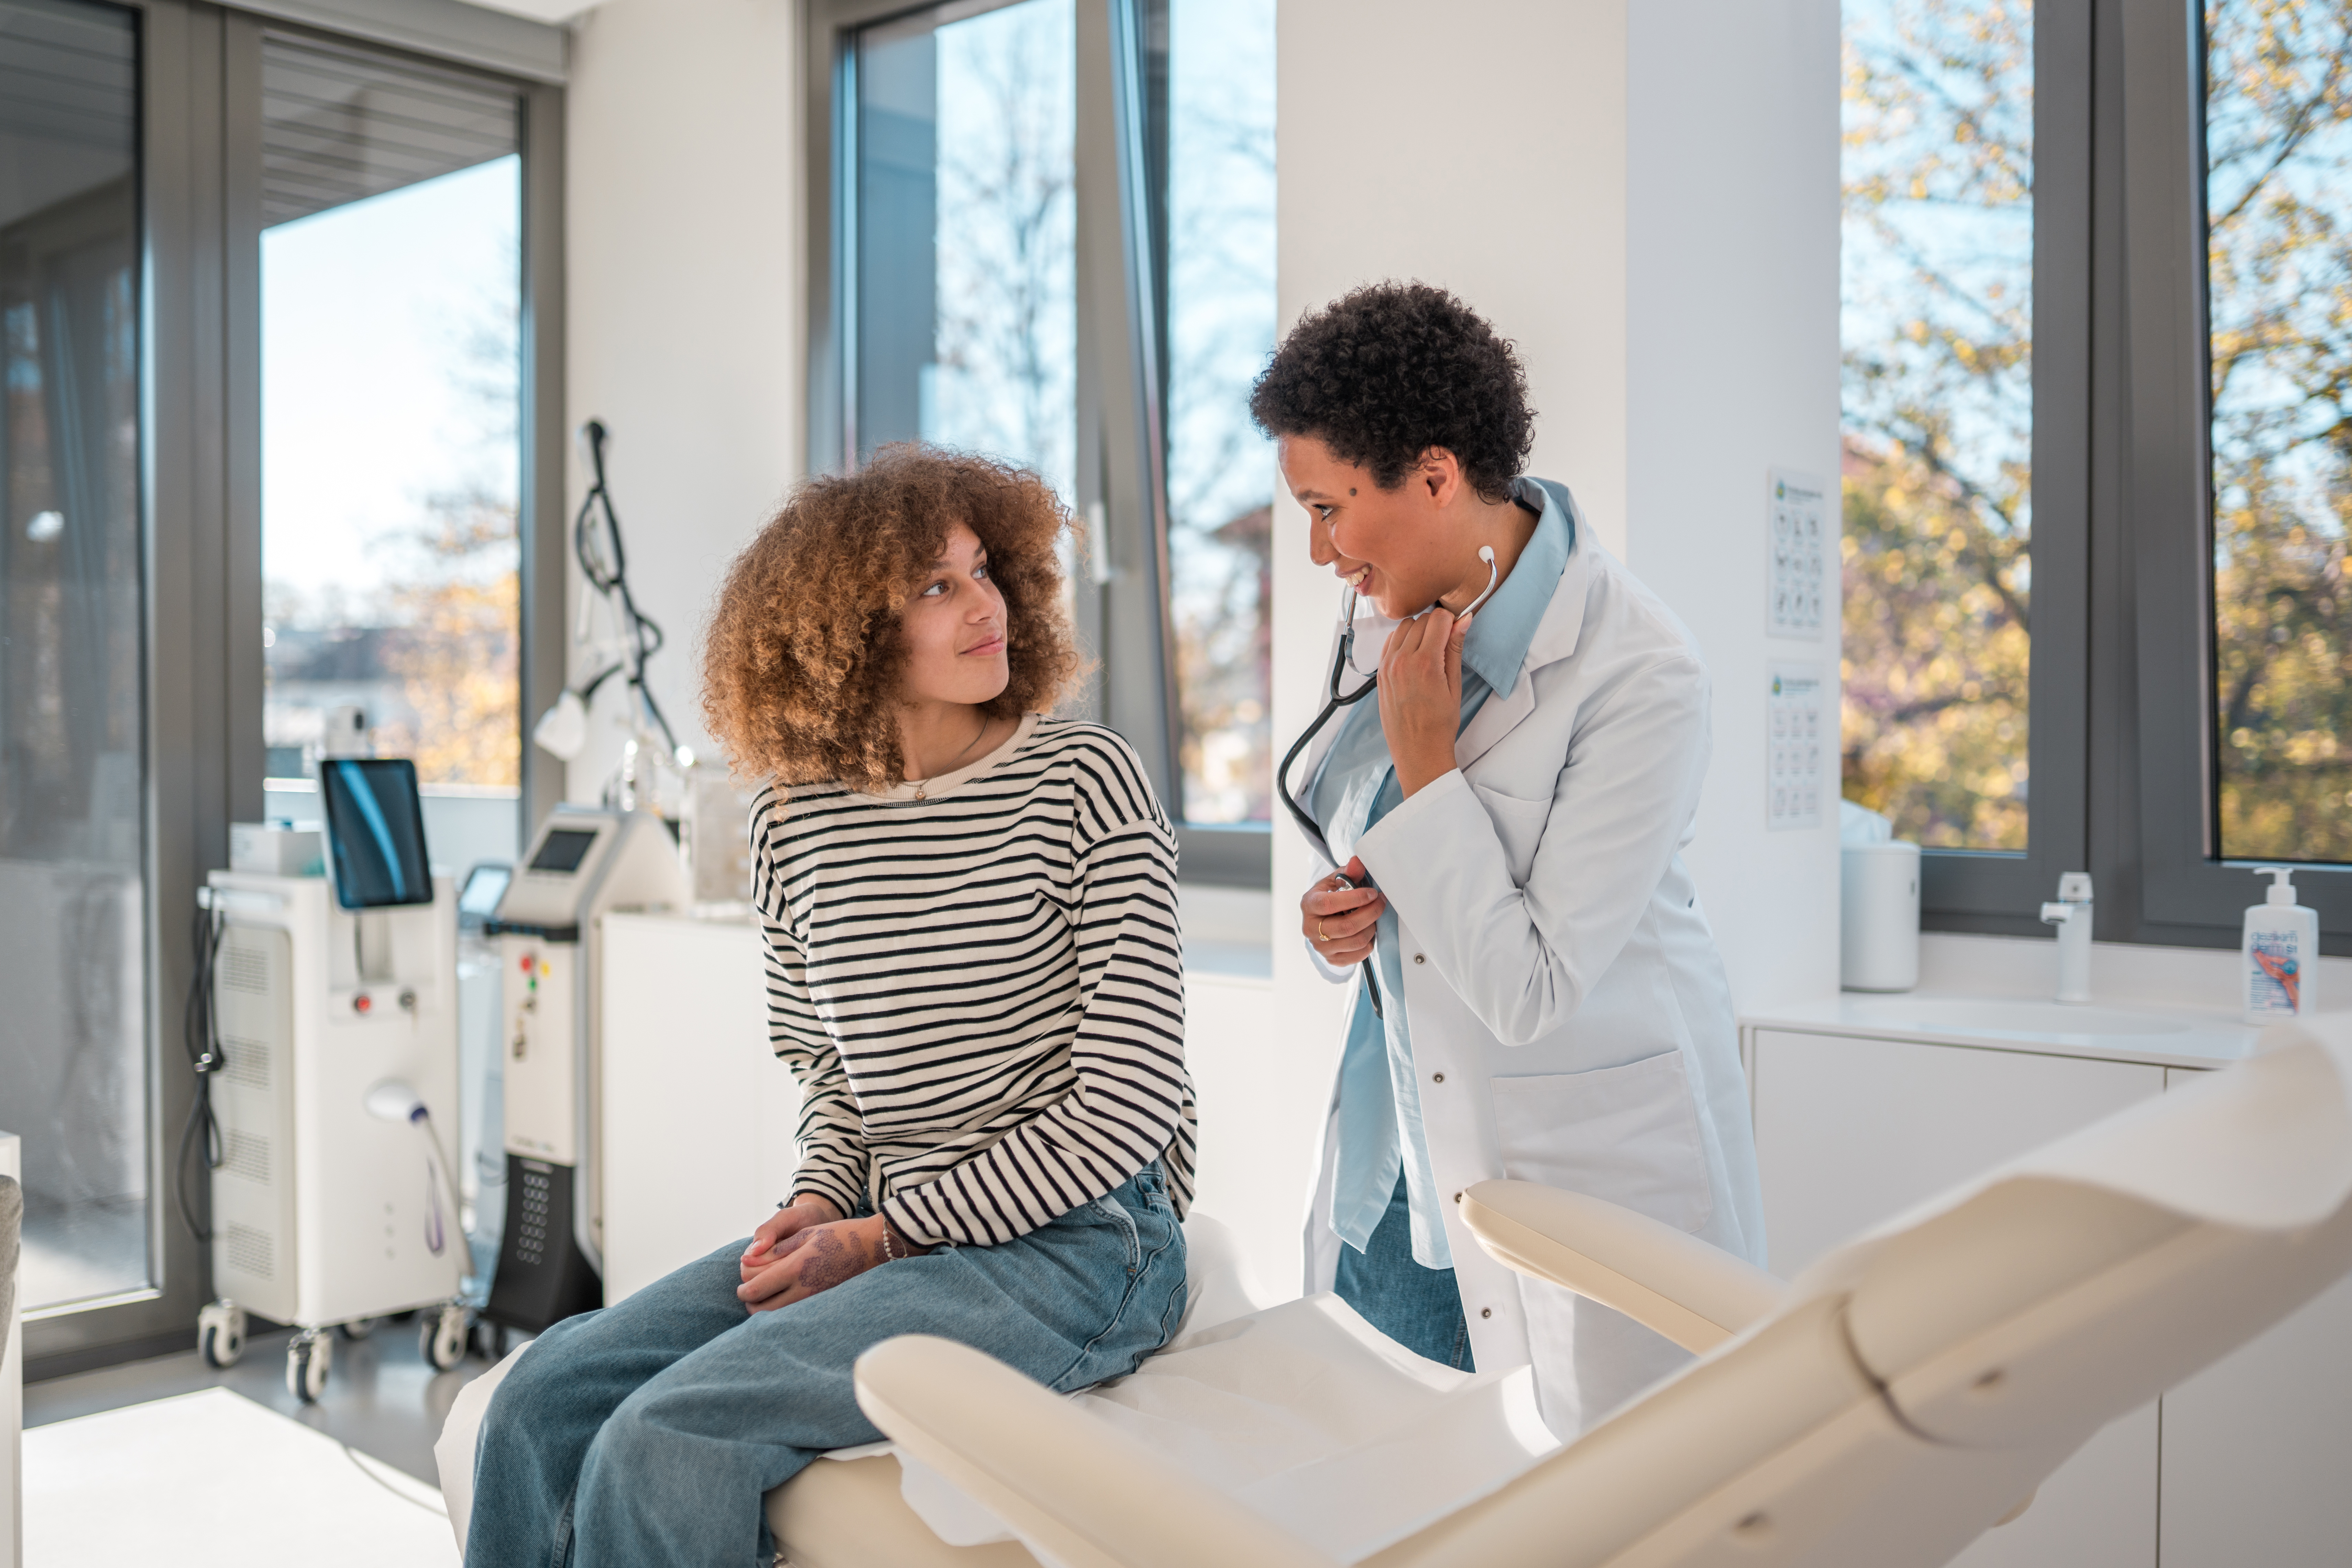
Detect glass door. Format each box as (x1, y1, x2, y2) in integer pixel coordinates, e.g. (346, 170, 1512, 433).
(0, 0, 151, 1316)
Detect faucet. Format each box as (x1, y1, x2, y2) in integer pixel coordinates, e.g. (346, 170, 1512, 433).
(2038, 872, 2094, 1005)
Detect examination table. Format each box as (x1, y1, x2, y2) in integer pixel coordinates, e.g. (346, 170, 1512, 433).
(439, 1018, 2352, 1567)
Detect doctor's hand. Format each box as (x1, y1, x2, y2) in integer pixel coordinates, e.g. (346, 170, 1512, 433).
(1303, 855, 1386, 967)
(1378, 605, 1472, 798)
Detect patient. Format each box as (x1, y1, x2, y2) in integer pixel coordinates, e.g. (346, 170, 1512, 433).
(465, 445, 1196, 1567)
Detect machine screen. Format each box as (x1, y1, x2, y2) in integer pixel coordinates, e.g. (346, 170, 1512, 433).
(529, 827, 598, 875)
(458, 863, 512, 922)
(319, 759, 434, 910)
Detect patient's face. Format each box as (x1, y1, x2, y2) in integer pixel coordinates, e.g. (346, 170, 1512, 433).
(897, 522, 1011, 709)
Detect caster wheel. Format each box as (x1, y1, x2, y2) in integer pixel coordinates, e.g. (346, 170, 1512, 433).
(197, 1300, 247, 1368)
(423, 1304, 468, 1372)
(287, 1332, 331, 1404)
(469, 1318, 508, 1363)
(338, 1317, 380, 1341)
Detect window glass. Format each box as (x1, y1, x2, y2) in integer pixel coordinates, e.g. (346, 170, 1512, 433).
(259, 37, 522, 800)
(2205, 3, 2352, 861)
(1162, 0, 1274, 825)
(0, 0, 149, 1311)
(855, 0, 1078, 503)
(1840, 0, 2035, 849)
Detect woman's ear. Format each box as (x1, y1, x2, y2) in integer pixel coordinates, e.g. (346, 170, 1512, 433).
(1416, 447, 1462, 510)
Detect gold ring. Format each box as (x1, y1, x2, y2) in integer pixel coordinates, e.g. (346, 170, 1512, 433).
(1317, 920, 1329, 942)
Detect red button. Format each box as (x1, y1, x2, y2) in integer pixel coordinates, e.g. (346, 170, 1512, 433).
(519, 953, 535, 973)
(353, 993, 372, 1014)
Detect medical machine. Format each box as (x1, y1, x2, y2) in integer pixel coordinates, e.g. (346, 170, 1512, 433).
(194, 758, 469, 1401)
(483, 806, 688, 1333)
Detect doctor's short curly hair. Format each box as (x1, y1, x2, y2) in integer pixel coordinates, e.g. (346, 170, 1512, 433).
(699, 445, 1084, 795)
(1249, 281, 1534, 506)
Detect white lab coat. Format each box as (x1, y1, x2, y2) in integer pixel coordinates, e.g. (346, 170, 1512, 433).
(1294, 514, 1766, 1436)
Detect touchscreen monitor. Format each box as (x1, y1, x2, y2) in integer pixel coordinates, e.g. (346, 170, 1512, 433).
(319, 758, 435, 910)
(528, 826, 598, 875)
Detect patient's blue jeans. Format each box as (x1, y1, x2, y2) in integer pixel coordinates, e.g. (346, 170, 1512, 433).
(465, 1166, 1185, 1568)
(1334, 1173, 1475, 1371)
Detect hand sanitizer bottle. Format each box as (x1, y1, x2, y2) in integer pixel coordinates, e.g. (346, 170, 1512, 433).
(2243, 866, 2318, 1023)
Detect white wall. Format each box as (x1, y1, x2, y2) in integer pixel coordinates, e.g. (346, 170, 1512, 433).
(1272, 0, 1843, 1094)
(561, 0, 805, 801)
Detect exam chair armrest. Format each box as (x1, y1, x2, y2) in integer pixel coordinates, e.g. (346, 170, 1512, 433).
(855, 1335, 1340, 1568)
(1461, 1180, 1788, 1354)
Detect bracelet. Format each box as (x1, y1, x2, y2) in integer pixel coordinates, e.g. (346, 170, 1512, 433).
(880, 1219, 897, 1262)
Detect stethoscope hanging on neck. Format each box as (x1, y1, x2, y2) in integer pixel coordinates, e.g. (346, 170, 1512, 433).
(1276, 541, 1503, 1018)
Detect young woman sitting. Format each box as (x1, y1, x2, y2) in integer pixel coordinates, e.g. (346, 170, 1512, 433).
(464, 445, 1196, 1568)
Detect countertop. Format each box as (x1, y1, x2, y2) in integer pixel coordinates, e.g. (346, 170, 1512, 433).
(1740, 991, 2264, 1071)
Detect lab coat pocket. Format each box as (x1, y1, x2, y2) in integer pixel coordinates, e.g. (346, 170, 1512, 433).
(1470, 782, 1553, 886)
(1488, 1050, 1715, 1235)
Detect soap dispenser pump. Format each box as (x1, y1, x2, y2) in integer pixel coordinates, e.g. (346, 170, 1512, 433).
(2243, 866, 2318, 1023)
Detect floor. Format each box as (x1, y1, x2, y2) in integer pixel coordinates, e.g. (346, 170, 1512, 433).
(24, 1311, 507, 1485)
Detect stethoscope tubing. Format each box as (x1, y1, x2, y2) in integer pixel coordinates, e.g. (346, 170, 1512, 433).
(1276, 551, 1499, 1022)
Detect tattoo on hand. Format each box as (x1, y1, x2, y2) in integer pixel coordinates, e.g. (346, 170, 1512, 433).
(795, 1227, 866, 1293)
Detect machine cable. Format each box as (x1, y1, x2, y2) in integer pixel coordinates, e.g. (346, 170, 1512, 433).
(176, 899, 229, 1243)
(571, 419, 679, 758)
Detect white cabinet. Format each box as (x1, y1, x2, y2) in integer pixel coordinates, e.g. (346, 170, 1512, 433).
(1752, 1030, 2167, 1568)
(600, 913, 801, 1304)
(1751, 1028, 2352, 1568)
(2156, 1058, 2352, 1568)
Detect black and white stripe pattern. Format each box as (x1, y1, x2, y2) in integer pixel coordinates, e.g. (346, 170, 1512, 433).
(751, 719, 1196, 1248)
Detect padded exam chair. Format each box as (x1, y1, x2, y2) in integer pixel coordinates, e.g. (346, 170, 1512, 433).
(443, 1022, 2352, 1568)
(821, 1020, 2352, 1568)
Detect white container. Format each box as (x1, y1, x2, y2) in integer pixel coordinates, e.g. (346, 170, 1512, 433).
(1841, 841, 1921, 992)
(2243, 866, 2318, 1023)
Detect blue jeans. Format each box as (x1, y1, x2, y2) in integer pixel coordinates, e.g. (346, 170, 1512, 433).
(1333, 1172, 1475, 1371)
(466, 1166, 1186, 1568)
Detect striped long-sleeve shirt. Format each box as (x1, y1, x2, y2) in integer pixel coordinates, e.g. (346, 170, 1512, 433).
(750, 714, 1196, 1248)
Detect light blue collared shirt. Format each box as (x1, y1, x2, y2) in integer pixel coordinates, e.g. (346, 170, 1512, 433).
(1307, 481, 1574, 1269)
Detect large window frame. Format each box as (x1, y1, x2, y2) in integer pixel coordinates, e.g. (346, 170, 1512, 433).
(2092, 0, 2352, 951)
(1903, 0, 2352, 950)
(22, 0, 564, 1379)
(805, 0, 1270, 887)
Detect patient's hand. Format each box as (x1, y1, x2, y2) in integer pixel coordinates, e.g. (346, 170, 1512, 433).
(738, 1210, 912, 1313)
(740, 1195, 841, 1285)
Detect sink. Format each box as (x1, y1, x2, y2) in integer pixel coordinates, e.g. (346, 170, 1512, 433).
(1845, 998, 2195, 1038)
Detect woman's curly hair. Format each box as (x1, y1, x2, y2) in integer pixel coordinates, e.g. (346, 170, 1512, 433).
(1248, 281, 1534, 505)
(700, 445, 1083, 794)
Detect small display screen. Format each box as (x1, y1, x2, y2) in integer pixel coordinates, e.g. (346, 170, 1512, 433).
(458, 863, 512, 921)
(319, 759, 434, 910)
(528, 827, 599, 875)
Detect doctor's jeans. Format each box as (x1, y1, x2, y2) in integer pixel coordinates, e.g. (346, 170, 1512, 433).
(1334, 1172, 1476, 1371)
(464, 1166, 1186, 1568)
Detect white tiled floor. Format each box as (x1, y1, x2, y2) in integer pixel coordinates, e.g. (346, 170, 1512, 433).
(25, 1386, 459, 1566)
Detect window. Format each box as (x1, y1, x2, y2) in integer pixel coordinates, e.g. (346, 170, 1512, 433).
(2203, 3, 2352, 863)
(259, 37, 525, 845)
(1840, 0, 2035, 852)
(1155, 0, 1275, 828)
(8, 0, 563, 1372)
(850, 0, 1077, 497)
(813, 0, 1275, 882)
(1839, 0, 2089, 929)
(0, 0, 149, 1314)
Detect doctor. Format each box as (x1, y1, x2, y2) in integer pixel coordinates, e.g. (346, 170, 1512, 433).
(1256, 282, 1765, 1434)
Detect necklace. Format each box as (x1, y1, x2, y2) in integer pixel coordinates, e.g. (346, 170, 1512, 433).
(910, 712, 996, 801)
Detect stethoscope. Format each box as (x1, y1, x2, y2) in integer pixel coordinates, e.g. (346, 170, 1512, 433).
(1276, 544, 1502, 1018)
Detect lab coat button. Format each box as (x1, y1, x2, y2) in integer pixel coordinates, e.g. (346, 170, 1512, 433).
(1481, 1307, 1492, 1318)
(1453, 1191, 1463, 1204)
(1413, 953, 1425, 964)
(1431, 1073, 1444, 1084)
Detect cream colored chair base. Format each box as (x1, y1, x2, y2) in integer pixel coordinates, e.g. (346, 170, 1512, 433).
(769, 1456, 1038, 1568)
